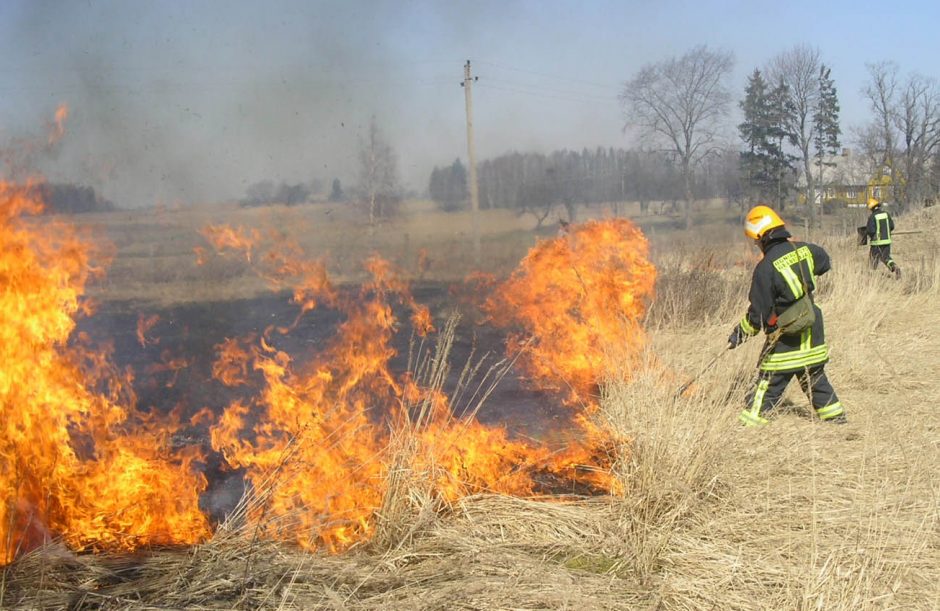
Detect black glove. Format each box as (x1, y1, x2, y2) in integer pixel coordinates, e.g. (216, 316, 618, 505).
(728, 325, 746, 349)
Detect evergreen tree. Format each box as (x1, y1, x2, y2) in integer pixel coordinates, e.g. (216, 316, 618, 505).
(812, 64, 841, 208)
(767, 79, 799, 210)
(329, 178, 344, 202)
(738, 69, 796, 209)
(428, 159, 468, 211)
(739, 69, 771, 198)
(445, 158, 468, 211)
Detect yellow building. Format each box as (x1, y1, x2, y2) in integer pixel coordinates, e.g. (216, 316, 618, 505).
(799, 149, 899, 208)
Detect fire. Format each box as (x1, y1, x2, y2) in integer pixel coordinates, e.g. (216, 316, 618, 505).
(200, 224, 261, 263)
(485, 218, 656, 406)
(203, 227, 627, 552)
(2, 186, 651, 563)
(47, 103, 69, 146)
(0, 181, 209, 564)
(137, 313, 160, 347)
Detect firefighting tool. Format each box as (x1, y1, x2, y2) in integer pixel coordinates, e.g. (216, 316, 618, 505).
(674, 344, 732, 398)
(857, 228, 922, 245)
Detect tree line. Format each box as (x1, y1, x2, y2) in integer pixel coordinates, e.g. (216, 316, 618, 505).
(427, 45, 940, 228)
(30, 183, 115, 214)
(428, 147, 740, 227)
(232, 46, 938, 231)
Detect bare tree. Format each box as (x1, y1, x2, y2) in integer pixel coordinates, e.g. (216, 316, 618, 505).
(896, 74, 940, 207)
(862, 62, 940, 209)
(620, 45, 734, 228)
(357, 116, 400, 236)
(767, 45, 824, 226)
(862, 61, 900, 200)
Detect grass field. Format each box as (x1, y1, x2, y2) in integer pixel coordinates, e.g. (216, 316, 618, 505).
(61, 198, 753, 305)
(4, 200, 938, 609)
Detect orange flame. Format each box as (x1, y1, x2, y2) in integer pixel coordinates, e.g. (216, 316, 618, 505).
(200, 224, 261, 263)
(3, 209, 652, 563)
(0, 181, 209, 564)
(136, 313, 160, 347)
(47, 103, 69, 146)
(485, 218, 656, 406)
(204, 226, 620, 552)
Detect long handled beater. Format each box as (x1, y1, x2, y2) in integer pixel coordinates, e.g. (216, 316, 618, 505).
(674, 343, 732, 398)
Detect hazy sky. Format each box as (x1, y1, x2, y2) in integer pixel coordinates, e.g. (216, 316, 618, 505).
(1, 0, 938, 207)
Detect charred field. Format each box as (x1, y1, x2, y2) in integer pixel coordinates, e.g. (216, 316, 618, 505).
(81, 283, 583, 521)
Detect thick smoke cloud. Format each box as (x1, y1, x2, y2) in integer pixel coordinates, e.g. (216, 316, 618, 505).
(0, 1, 436, 206)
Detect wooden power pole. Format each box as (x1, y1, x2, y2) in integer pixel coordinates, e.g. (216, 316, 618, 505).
(462, 60, 481, 263)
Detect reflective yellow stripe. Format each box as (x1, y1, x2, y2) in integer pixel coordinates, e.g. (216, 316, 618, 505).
(800, 327, 811, 352)
(772, 246, 813, 299)
(760, 345, 829, 372)
(740, 316, 758, 336)
(764, 346, 829, 364)
(739, 410, 769, 426)
(750, 379, 768, 415)
(815, 402, 844, 420)
(872, 213, 891, 245)
(741, 378, 771, 426)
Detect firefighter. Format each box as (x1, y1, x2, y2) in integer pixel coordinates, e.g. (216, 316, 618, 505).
(727, 205, 846, 425)
(866, 198, 901, 278)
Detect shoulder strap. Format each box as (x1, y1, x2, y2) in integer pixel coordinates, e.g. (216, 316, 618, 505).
(791, 242, 812, 301)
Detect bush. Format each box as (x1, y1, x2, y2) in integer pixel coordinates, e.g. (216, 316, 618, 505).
(30, 183, 115, 214)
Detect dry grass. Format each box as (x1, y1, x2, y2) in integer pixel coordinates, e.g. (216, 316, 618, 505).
(69, 197, 742, 307)
(3, 206, 939, 609)
(73, 200, 546, 306)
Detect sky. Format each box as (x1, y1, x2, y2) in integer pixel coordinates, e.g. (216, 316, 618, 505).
(0, 0, 938, 207)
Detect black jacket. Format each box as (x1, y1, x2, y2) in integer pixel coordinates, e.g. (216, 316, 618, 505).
(742, 235, 831, 335)
(866, 206, 895, 244)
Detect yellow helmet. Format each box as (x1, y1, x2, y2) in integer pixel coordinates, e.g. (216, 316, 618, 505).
(744, 205, 785, 240)
(867, 197, 880, 209)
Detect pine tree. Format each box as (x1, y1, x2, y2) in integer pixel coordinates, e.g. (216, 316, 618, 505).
(428, 159, 468, 212)
(812, 64, 841, 210)
(329, 178, 344, 202)
(738, 69, 796, 208)
(738, 69, 770, 198)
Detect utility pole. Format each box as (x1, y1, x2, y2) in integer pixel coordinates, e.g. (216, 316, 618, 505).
(462, 60, 481, 263)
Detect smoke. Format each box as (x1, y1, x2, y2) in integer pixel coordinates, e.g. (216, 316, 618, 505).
(0, 1, 626, 207)
(0, 2, 397, 206)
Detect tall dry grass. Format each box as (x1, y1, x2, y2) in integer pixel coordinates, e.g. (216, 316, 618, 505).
(3, 208, 938, 609)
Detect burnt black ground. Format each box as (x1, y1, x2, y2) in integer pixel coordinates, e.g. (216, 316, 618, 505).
(74, 282, 575, 520)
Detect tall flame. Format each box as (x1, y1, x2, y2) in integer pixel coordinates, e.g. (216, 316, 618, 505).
(0, 181, 209, 564)
(485, 218, 656, 406)
(1, 202, 654, 563)
(203, 229, 622, 552)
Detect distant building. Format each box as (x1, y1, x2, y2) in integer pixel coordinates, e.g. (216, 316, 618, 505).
(798, 149, 898, 208)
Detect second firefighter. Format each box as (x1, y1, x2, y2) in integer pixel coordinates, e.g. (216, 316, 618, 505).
(866, 198, 901, 278)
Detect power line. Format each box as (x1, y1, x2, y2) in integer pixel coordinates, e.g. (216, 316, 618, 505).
(478, 76, 617, 103)
(475, 59, 617, 90)
(475, 81, 617, 105)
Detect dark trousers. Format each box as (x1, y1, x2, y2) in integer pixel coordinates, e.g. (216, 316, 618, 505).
(869, 244, 897, 271)
(741, 365, 844, 425)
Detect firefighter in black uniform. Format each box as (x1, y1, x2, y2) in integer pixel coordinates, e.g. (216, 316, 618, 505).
(727, 205, 846, 425)
(866, 198, 900, 278)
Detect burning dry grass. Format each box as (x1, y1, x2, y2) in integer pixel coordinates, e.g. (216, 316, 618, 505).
(3, 207, 940, 609)
(80, 200, 544, 307)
